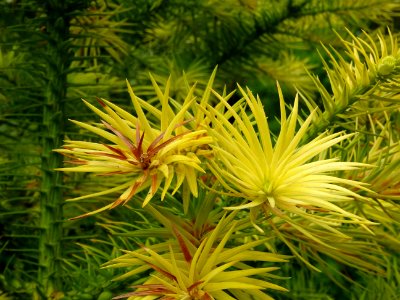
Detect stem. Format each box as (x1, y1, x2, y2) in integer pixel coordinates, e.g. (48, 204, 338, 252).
(38, 1, 71, 297)
(303, 83, 377, 143)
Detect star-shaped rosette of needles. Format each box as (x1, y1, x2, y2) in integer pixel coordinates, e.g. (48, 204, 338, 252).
(55, 79, 212, 219)
(206, 84, 374, 233)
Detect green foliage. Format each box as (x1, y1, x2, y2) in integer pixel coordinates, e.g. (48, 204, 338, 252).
(1, 0, 400, 299)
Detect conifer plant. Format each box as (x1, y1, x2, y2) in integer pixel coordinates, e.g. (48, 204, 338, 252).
(54, 30, 400, 299)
